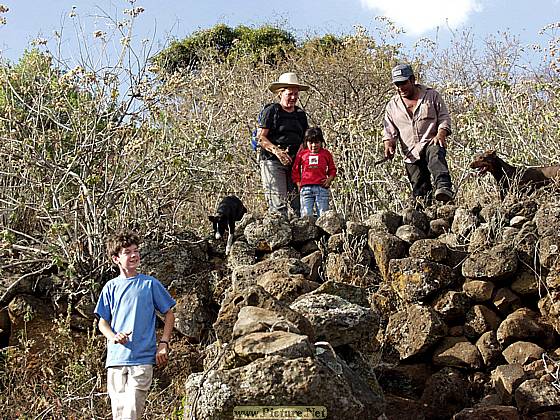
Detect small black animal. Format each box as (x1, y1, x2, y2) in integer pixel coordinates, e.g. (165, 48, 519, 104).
(208, 195, 247, 254)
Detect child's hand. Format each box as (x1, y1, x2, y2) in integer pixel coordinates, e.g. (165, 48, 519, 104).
(113, 331, 131, 344)
(156, 342, 169, 366)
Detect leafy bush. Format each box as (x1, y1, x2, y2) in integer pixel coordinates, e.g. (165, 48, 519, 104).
(152, 24, 296, 73)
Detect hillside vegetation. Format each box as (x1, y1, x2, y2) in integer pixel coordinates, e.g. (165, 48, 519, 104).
(1, 12, 560, 418)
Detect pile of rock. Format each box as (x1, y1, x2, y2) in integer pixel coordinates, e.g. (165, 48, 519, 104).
(182, 197, 560, 419)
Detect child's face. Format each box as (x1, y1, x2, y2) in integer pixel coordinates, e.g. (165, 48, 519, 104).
(307, 140, 322, 153)
(113, 244, 140, 275)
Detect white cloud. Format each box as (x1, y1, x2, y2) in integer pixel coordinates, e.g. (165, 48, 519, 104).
(360, 0, 483, 35)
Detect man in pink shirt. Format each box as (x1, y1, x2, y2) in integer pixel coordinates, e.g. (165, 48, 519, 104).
(382, 63, 454, 207)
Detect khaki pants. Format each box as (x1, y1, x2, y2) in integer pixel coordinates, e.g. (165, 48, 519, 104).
(260, 158, 300, 216)
(107, 365, 153, 420)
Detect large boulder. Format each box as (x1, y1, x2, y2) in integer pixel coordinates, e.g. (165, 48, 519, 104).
(224, 331, 314, 369)
(368, 231, 407, 282)
(324, 251, 376, 287)
(315, 210, 345, 235)
(496, 308, 548, 348)
(409, 239, 448, 263)
(305, 280, 369, 307)
(491, 364, 526, 405)
(385, 304, 447, 360)
(420, 367, 469, 419)
(432, 336, 483, 369)
(476, 331, 504, 368)
(464, 304, 502, 340)
(213, 284, 314, 343)
(290, 294, 379, 347)
(290, 216, 320, 243)
(432, 291, 471, 324)
(142, 231, 210, 289)
(173, 293, 216, 341)
(388, 257, 455, 303)
(184, 355, 385, 420)
(534, 203, 560, 237)
(232, 306, 300, 339)
(244, 213, 292, 251)
(364, 210, 402, 234)
(257, 272, 319, 304)
(451, 207, 479, 241)
(515, 379, 560, 416)
(462, 243, 518, 282)
(232, 258, 310, 290)
(502, 341, 545, 365)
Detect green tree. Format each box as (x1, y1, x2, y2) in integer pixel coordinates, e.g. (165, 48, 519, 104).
(152, 24, 296, 74)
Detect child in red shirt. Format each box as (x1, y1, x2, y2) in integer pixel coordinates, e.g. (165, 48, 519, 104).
(292, 127, 337, 217)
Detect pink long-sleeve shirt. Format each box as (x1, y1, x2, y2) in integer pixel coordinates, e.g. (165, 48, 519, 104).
(383, 84, 452, 163)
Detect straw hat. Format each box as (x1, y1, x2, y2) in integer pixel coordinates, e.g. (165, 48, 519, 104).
(268, 72, 309, 93)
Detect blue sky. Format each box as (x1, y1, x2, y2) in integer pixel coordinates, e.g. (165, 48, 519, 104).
(0, 0, 559, 65)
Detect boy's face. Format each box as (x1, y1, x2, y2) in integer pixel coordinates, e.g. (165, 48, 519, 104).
(112, 244, 140, 275)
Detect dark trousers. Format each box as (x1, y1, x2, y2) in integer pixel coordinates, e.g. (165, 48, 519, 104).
(405, 144, 453, 200)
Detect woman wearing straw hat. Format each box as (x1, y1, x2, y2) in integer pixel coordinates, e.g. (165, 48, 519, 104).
(258, 72, 309, 217)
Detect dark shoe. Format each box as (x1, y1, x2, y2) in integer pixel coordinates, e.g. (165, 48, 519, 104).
(434, 187, 453, 202)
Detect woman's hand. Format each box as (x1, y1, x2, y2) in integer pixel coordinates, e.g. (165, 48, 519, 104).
(274, 147, 292, 166)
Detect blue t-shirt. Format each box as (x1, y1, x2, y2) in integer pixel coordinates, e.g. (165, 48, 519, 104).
(94, 273, 176, 368)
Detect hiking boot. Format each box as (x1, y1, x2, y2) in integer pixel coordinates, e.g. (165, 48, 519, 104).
(434, 187, 454, 202)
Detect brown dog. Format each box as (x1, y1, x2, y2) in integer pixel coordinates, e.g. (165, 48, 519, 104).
(470, 150, 560, 200)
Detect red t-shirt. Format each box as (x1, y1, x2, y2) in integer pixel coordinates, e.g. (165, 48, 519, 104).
(292, 148, 337, 186)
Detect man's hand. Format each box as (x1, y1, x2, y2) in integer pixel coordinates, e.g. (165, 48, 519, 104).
(383, 139, 396, 159)
(156, 342, 169, 366)
(431, 130, 448, 148)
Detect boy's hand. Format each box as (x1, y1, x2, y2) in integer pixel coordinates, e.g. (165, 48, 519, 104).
(156, 342, 169, 366)
(113, 331, 131, 344)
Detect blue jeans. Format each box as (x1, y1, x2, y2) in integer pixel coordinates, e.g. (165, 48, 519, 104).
(300, 185, 330, 217)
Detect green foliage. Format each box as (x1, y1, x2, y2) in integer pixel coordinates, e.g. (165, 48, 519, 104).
(152, 23, 296, 73)
(301, 34, 344, 54)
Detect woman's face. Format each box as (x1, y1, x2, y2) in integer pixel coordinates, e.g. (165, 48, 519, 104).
(279, 87, 300, 109)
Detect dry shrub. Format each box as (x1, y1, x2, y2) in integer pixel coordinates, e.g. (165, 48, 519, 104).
(1, 8, 560, 417)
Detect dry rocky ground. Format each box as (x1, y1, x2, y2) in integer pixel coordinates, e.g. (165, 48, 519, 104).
(3, 191, 560, 419)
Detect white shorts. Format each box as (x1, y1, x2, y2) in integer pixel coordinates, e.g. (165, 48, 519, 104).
(107, 364, 153, 420)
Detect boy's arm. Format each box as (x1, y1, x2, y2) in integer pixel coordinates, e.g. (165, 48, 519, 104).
(156, 309, 175, 366)
(98, 317, 130, 344)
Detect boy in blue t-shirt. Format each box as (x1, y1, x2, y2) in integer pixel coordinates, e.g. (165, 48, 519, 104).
(94, 231, 176, 420)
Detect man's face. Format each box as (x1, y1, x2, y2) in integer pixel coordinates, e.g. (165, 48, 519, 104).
(113, 244, 140, 273)
(394, 78, 415, 99)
